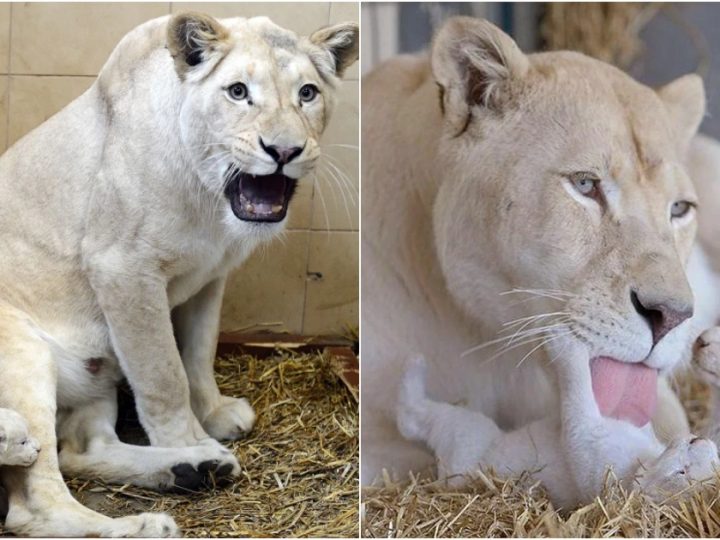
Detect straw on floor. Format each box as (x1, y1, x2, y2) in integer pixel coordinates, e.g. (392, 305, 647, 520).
(12, 351, 358, 538)
(362, 371, 720, 538)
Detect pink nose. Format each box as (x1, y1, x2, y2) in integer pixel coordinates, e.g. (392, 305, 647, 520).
(260, 139, 304, 165)
(631, 290, 693, 346)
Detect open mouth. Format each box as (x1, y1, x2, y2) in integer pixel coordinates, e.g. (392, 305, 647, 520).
(224, 170, 298, 223)
(590, 356, 658, 427)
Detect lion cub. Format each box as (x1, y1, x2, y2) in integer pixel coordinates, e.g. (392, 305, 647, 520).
(0, 409, 40, 467)
(397, 356, 719, 507)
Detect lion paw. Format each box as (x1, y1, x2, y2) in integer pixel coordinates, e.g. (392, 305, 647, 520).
(107, 512, 180, 537)
(202, 397, 256, 441)
(693, 327, 720, 386)
(636, 436, 719, 499)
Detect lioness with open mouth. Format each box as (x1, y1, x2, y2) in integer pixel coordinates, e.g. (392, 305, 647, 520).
(361, 16, 720, 507)
(0, 11, 357, 537)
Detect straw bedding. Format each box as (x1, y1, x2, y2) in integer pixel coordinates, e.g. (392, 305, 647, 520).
(2, 351, 358, 537)
(362, 371, 720, 538)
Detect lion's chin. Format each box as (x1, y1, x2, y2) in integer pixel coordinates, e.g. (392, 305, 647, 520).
(224, 170, 298, 223)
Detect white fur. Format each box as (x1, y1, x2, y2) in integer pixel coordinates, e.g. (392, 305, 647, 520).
(361, 16, 719, 507)
(0, 12, 357, 537)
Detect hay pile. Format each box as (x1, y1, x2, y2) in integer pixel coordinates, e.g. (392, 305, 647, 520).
(362, 371, 720, 538)
(540, 3, 658, 68)
(56, 352, 357, 537)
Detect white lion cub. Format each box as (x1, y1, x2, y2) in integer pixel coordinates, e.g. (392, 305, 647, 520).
(397, 356, 719, 508)
(0, 409, 40, 467)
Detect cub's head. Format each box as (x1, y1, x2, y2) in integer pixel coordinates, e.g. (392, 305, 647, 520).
(0, 409, 40, 467)
(431, 17, 705, 374)
(167, 12, 358, 226)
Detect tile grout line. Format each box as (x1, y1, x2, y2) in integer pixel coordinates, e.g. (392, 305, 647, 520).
(300, 1, 333, 333)
(300, 229, 314, 335)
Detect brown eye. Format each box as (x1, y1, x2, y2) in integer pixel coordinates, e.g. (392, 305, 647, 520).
(227, 83, 248, 101)
(299, 84, 318, 103)
(670, 200, 694, 220)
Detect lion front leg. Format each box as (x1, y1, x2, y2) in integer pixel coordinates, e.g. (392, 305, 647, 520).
(87, 257, 236, 469)
(172, 276, 255, 441)
(59, 389, 239, 492)
(693, 327, 720, 443)
(0, 303, 178, 537)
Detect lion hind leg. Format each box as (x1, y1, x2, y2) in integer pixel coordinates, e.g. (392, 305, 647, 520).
(0, 303, 178, 537)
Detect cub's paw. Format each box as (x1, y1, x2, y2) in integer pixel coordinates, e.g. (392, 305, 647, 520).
(166, 440, 240, 492)
(693, 327, 720, 386)
(202, 397, 256, 441)
(396, 356, 430, 442)
(636, 435, 719, 500)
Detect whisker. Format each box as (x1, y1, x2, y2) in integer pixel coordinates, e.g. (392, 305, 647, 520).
(515, 331, 573, 369)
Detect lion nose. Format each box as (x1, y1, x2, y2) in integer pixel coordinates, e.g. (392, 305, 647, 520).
(630, 289, 693, 346)
(259, 139, 304, 165)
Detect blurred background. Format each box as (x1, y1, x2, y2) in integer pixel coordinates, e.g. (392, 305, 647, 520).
(0, 2, 359, 338)
(362, 2, 720, 139)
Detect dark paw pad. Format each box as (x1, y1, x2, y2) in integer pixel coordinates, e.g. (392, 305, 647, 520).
(170, 463, 205, 492)
(216, 463, 234, 477)
(169, 460, 235, 493)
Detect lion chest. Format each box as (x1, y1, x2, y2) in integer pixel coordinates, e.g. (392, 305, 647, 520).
(166, 242, 252, 308)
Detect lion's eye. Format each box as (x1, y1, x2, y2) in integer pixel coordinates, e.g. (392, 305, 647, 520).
(227, 83, 248, 101)
(570, 173, 600, 198)
(671, 200, 694, 220)
(299, 84, 318, 103)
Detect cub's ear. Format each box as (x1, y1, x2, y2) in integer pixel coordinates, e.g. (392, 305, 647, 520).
(431, 16, 529, 135)
(657, 74, 705, 156)
(167, 12, 230, 79)
(310, 22, 359, 78)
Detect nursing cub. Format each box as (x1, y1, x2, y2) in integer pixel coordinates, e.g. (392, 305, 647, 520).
(0, 12, 357, 536)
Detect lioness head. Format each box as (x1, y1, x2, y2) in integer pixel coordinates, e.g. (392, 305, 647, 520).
(167, 12, 358, 224)
(430, 17, 705, 375)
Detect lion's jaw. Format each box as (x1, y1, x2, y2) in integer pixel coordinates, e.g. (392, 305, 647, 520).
(430, 24, 705, 385)
(168, 14, 358, 227)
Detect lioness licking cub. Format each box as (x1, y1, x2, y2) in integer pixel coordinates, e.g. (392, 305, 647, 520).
(361, 15, 720, 508)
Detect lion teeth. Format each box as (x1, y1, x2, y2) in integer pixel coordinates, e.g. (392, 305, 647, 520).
(272, 205, 283, 213)
(245, 203, 254, 213)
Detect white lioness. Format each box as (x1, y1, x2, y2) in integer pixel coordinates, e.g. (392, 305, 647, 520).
(361, 16, 720, 507)
(0, 12, 357, 537)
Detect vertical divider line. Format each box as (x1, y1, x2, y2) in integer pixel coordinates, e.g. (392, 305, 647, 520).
(4, 3, 12, 151)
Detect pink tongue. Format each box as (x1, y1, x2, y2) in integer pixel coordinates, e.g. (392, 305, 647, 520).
(590, 356, 658, 427)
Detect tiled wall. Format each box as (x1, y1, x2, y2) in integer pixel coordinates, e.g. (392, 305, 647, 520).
(0, 3, 359, 336)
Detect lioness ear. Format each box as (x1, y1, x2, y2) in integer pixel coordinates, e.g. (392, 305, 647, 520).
(657, 74, 705, 156)
(431, 16, 529, 135)
(167, 12, 230, 79)
(310, 22, 359, 78)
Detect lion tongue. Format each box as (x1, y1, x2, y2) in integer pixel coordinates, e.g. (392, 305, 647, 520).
(590, 356, 658, 427)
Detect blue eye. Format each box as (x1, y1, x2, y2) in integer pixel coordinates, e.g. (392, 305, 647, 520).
(570, 173, 600, 198)
(227, 83, 248, 101)
(670, 200, 694, 219)
(299, 84, 318, 103)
